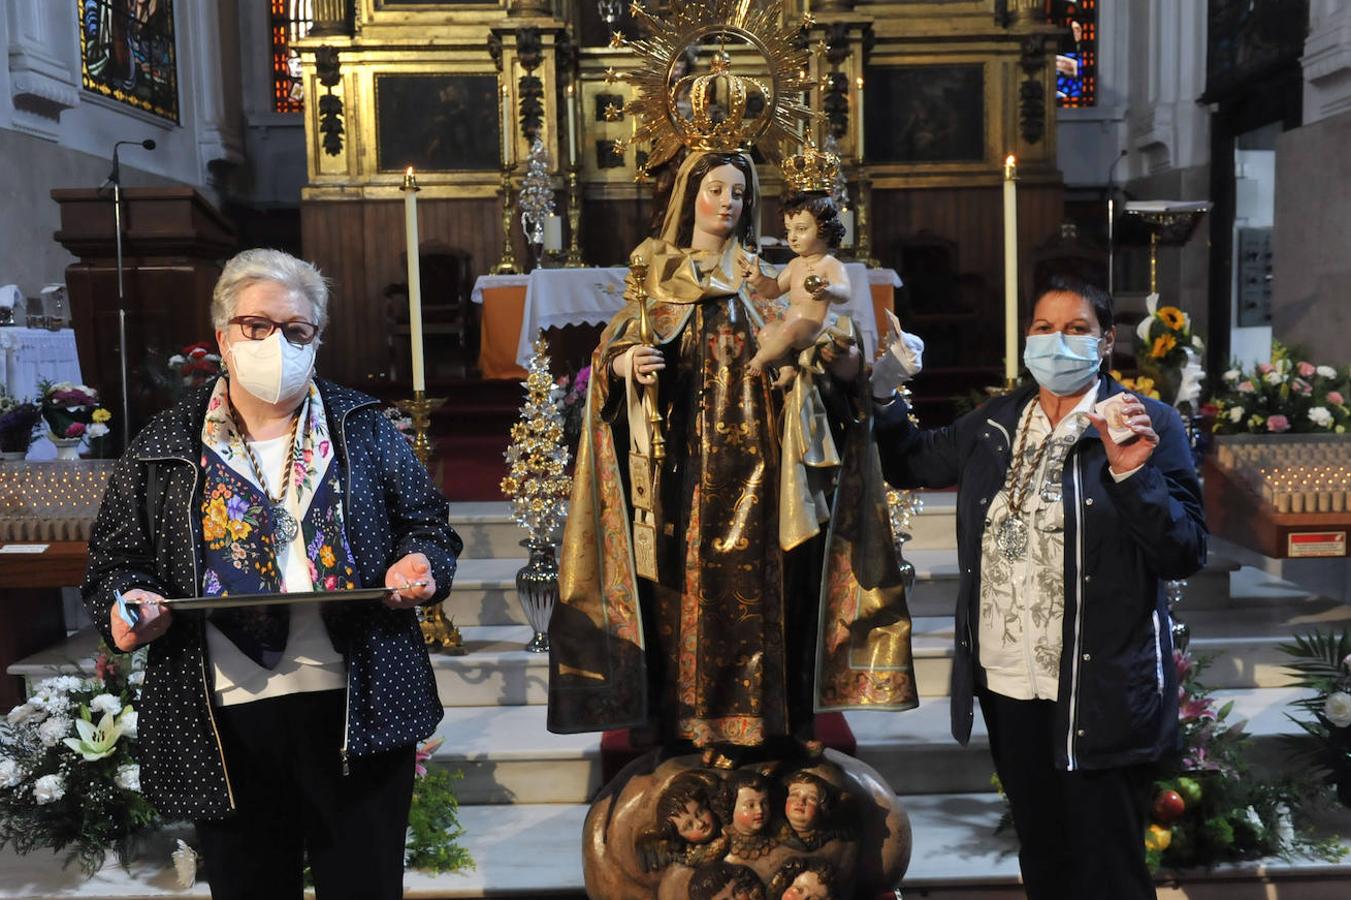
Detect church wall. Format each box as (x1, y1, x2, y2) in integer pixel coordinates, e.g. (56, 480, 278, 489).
(0, 0, 247, 298)
(1271, 107, 1351, 364)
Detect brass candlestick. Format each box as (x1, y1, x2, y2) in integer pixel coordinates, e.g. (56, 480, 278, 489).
(563, 165, 586, 268)
(855, 169, 880, 269)
(396, 390, 463, 655)
(492, 166, 522, 275)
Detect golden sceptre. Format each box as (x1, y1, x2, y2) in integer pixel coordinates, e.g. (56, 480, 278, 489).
(629, 254, 665, 461)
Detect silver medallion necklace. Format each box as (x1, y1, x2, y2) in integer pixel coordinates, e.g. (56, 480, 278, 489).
(233, 407, 302, 547)
(995, 402, 1052, 562)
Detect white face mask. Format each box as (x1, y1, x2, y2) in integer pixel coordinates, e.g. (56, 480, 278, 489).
(228, 331, 315, 404)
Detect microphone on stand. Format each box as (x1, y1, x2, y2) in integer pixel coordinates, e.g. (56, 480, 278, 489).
(105, 138, 157, 451)
(1105, 149, 1127, 295)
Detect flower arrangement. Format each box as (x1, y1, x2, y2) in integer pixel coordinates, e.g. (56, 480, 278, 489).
(0, 646, 156, 874)
(1110, 370, 1161, 401)
(37, 381, 111, 446)
(500, 338, 572, 542)
(167, 342, 222, 389)
(1209, 342, 1351, 435)
(1134, 294, 1206, 409)
(405, 737, 474, 873)
(1142, 649, 1343, 871)
(554, 364, 590, 456)
(1279, 629, 1351, 807)
(0, 391, 41, 454)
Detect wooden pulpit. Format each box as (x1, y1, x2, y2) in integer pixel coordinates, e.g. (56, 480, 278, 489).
(52, 187, 238, 442)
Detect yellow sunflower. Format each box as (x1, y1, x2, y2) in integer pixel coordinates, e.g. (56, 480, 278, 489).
(1157, 306, 1187, 331)
(1150, 334, 1177, 359)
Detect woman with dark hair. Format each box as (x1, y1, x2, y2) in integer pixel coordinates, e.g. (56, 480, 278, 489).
(870, 274, 1206, 900)
(548, 149, 917, 764)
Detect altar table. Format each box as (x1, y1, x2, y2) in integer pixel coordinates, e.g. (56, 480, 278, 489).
(471, 266, 901, 380)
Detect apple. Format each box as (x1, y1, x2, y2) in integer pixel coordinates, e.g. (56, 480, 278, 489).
(1152, 789, 1187, 822)
(1175, 776, 1203, 807)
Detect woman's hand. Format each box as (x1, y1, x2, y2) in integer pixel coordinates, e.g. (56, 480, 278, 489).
(110, 589, 172, 652)
(821, 340, 862, 381)
(384, 552, 436, 608)
(612, 345, 666, 386)
(1086, 396, 1159, 475)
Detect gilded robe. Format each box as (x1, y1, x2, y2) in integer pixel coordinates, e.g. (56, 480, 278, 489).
(547, 233, 917, 749)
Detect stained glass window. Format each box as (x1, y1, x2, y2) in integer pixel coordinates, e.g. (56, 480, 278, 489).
(271, 0, 315, 113)
(79, 0, 179, 122)
(1050, 0, 1097, 108)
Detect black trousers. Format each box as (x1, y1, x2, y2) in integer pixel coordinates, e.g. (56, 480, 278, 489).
(979, 689, 1156, 900)
(194, 690, 415, 900)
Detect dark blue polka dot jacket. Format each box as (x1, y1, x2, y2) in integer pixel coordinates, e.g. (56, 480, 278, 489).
(81, 377, 461, 820)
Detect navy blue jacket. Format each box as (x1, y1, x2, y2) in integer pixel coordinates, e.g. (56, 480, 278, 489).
(81, 378, 460, 819)
(875, 378, 1205, 771)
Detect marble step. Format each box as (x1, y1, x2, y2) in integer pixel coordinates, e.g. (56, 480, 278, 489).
(423, 687, 1318, 806)
(447, 493, 960, 561)
(4, 795, 1349, 899)
(444, 551, 1244, 629)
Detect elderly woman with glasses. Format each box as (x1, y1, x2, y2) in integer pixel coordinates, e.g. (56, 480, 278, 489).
(81, 248, 461, 899)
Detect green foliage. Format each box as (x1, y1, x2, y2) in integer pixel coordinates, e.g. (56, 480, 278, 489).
(406, 768, 474, 873)
(1278, 629, 1351, 797)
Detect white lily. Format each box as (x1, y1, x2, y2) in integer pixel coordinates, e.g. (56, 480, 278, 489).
(62, 711, 122, 761)
(1136, 293, 1161, 345)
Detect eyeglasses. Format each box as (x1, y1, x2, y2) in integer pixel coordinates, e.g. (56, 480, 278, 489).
(229, 315, 320, 346)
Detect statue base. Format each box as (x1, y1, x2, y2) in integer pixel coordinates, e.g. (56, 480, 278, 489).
(581, 747, 910, 899)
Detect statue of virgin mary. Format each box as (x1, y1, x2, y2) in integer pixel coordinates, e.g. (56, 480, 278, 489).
(547, 1, 916, 758)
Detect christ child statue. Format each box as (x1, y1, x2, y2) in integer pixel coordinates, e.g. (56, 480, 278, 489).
(743, 192, 851, 384)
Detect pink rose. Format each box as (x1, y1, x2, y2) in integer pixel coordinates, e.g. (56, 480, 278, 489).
(1297, 361, 1316, 378)
(1267, 414, 1291, 433)
(1237, 380, 1255, 393)
(324, 575, 338, 590)
(1257, 362, 1274, 375)
(1292, 378, 1313, 395)
(1329, 391, 1345, 406)
(319, 440, 330, 457)
(64, 422, 86, 438)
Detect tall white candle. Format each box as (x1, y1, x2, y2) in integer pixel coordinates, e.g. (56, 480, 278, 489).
(838, 208, 856, 248)
(544, 214, 563, 252)
(856, 76, 865, 159)
(501, 84, 512, 166)
(402, 167, 426, 392)
(566, 83, 578, 168)
(1003, 154, 1018, 384)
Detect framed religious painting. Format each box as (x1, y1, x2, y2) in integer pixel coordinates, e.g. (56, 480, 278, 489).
(78, 0, 180, 122)
(374, 74, 501, 172)
(865, 65, 984, 164)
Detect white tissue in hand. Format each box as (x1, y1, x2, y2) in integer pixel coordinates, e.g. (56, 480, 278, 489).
(870, 328, 925, 397)
(0, 285, 19, 309)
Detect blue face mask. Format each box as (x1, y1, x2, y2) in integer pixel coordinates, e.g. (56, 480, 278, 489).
(1023, 332, 1103, 396)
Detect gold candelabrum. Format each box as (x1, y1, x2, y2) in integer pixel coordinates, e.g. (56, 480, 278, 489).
(630, 255, 665, 461)
(563, 164, 586, 268)
(855, 168, 880, 269)
(492, 165, 522, 275)
(396, 390, 464, 654)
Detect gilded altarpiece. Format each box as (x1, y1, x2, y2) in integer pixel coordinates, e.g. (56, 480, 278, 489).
(295, 1, 1065, 392)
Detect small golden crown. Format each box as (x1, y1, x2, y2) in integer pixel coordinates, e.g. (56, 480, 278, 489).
(781, 141, 840, 193)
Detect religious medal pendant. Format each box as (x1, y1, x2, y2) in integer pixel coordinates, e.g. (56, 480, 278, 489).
(272, 504, 300, 546)
(995, 514, 1029, 562)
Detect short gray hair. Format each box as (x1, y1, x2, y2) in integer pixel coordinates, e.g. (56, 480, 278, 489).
(211, 249, 330, 334)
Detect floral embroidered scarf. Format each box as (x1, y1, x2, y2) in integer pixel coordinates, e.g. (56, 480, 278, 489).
(198, 378, 359, 668)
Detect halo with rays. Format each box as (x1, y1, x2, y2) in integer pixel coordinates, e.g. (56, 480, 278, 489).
(609, 0, 815, 173)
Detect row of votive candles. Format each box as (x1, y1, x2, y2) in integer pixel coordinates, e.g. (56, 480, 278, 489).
(1216, 442, 1351, 471)
(1265, 487, 1351, 514)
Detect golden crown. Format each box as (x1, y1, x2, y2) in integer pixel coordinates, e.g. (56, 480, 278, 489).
(609, 0, 815, 173)
(781, 141, 840, 193)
